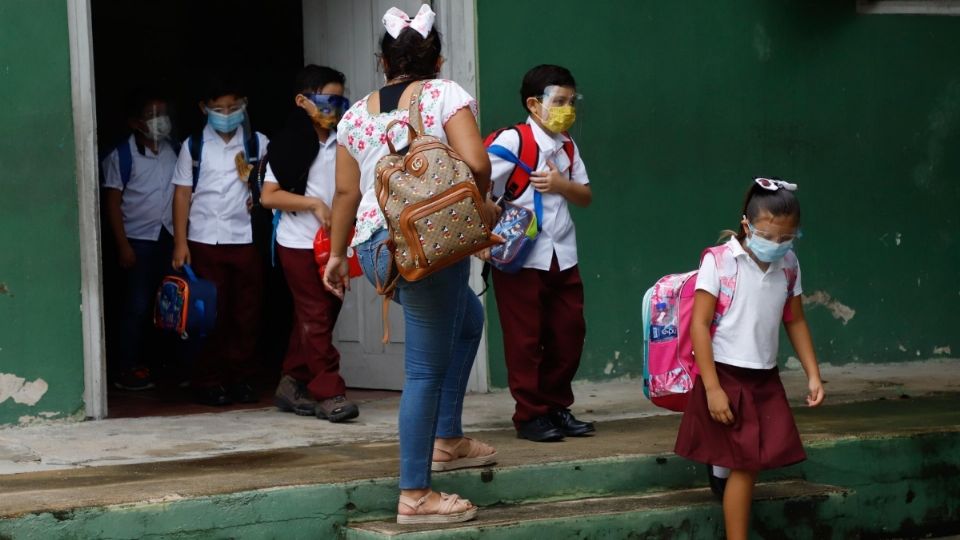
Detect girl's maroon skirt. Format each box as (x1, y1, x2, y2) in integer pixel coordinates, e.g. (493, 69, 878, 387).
(674, 363, 806, 471)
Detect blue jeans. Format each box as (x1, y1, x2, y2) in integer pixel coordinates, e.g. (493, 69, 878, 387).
(356, 229, 484, 490)
(116, 229, 173, 372)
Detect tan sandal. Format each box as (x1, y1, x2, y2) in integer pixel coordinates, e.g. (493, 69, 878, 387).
(431, 437, 498, 472)
(396, 491, 478, 524)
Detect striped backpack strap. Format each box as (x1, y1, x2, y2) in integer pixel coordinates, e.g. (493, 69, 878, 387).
(701, 244, 739, 326)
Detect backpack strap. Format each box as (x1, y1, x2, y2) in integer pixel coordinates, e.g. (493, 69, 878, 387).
(781, 250, 800, 322)
(701, 245, 739, 326)
(486, 144, 542, 233)
(188, 132, 204, 192)
(484, 124, 539, 202)
(560, 134, 575, 180)
(243, 131, 260, 166)
(116, 138, 133, 189)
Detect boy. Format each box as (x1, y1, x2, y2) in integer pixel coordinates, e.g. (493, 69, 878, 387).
(260, 65, 359, 423)
(101, 89, 178, 391)
(486, 65, 594, 442)
(171, 76, 268, 406)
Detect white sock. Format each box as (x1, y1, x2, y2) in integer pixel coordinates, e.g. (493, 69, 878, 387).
(712, 465, 731, 479)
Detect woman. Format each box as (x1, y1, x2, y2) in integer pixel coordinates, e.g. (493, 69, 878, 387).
(323, 5, 497, 525)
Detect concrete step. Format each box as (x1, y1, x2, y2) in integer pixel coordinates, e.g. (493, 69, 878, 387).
(343, 481, 847, 539)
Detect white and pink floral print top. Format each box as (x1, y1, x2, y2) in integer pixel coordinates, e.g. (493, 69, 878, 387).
(336, 79, 478, 247)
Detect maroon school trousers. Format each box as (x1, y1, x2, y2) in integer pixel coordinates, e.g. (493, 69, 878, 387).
(492, 255, 586, 427)
(277, 245, 346, 400)
(188, 241, 263, 388)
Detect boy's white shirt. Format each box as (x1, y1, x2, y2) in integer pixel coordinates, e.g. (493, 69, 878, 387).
(695, 237, 803, 370)
(488, 117, 590, 271)
(171, 125, 269, 245)
(262, 134, 337, 249)
(101, 134, 178, 240)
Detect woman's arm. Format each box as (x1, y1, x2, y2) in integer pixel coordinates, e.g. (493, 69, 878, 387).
(260, 183, 331, 229)
(444, 107, 491, 197)
(784, 295, 825, 407)
(690, 290, 735, 425)
(322, 145, 363, 299)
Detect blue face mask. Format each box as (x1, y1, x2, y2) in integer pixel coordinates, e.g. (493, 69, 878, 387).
(746, 226, 793, 263)
(207, 107, 245, 133)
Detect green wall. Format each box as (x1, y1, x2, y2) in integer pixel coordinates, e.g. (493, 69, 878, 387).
(477, 1, 960, 387)
(0, 0, 85, 424)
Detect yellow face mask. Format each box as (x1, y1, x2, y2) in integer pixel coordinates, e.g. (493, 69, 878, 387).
(538, 104, 576, 134)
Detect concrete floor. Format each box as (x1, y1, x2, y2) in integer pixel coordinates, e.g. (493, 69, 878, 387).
(0, 359, 957, 477)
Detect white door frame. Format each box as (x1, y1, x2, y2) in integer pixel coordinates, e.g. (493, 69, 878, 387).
(67, 0, 108, 419)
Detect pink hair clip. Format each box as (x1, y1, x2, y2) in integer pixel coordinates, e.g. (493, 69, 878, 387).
(755, 177, 798, 192)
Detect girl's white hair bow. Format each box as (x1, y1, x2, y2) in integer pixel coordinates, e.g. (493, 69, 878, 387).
(755, 177, 798, 192)
(382, 4, 436, 39)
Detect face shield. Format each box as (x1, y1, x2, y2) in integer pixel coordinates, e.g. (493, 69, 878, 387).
(205, 98, 249, 137)
(304, 93, 350, 130)
(139, 101, 173, 145)
(533, 85, 583, 138)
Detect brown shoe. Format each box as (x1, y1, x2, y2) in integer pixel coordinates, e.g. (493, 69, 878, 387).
(316, 394, 359, 423)
(274, 375, 317, 416)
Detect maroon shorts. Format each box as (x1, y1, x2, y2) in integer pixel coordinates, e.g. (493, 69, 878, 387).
(674, 363, 806, 471)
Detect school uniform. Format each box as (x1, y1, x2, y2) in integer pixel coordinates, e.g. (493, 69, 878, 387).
(674, 238, 807, 470)
(487, 118, 591, 427)
(171, 125, 269, 388)
(101, 135, 178, 374)
(263, 134, 346, 400)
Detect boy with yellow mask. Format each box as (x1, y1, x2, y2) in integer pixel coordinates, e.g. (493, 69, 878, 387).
(485, 64, 594, 443)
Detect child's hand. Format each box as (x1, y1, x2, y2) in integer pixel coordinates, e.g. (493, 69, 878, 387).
(322, 254, 350, 300)
(706, 386, 735, 425)
(172, 243, 191, 271)
(806, 377, 825, 407)
(311, 199, 332, 230)
(530, 161, 569, 195)
(118, 242, 137, 269)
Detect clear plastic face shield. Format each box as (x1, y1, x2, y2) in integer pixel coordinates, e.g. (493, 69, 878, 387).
(301, 93, 350, 130)
(204, 95, 249, 139)
(532, 85, 583, 138)
(136, 100, 173, 146)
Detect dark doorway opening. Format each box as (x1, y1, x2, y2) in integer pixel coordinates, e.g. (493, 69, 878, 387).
(92, 0, 304, 417)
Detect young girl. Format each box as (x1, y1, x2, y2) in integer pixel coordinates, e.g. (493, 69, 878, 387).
(674, 178, 825, 540)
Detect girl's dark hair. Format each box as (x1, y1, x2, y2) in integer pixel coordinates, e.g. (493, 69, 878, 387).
(380, 26, 442, 81)
(724, 178, 802, 242)
(520, 64, 576, 111)
(294, 65, 346, 96)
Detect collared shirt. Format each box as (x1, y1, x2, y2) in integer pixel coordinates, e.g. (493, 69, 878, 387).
(263, 134, 337, 249)
(696, 237, 803, 370)
(101, 135, 178, 241)
(488, 117, 590, 271)
(171, 125, 268, 245)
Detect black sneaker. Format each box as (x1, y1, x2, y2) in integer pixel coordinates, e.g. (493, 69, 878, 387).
(316, 395, 359, 423)
(274, 375, 317, 416)
(194, 384, 232, 406)
(707, 464, 728, 498)
(113, 367, 155, 391)
(517, 416, 565, 442)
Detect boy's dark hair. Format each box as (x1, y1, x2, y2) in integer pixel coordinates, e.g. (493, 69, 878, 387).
(294, 65, 346, 96)
(200, 72, 246, 103)
(125, 87, 168, 120)
(379, 26, 442, 81)
(733, 178, 802, 242)
(520, 65, 576, 111)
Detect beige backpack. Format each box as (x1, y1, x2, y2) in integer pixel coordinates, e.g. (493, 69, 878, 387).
(374, 81, 501, 295)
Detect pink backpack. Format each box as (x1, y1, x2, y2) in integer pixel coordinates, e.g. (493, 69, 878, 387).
(641, 244, 798, 412)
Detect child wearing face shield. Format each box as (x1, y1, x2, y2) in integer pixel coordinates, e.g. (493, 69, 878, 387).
(170, 76, 269, 407)
(674, 179, 824, 540)
(101, 89, 179, 391)
(484, 65, 594, 443)
(258, 65, 359, 423)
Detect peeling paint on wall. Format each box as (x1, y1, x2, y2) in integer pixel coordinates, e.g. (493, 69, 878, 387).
(933, 345, 952, 355)
(0, 373, 49, 406)
(803, 291, 856, 325)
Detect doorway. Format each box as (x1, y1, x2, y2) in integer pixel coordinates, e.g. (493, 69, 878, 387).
(79, 0, 487, 419)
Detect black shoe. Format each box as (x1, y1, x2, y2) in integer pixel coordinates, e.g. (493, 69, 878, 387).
(707, 464, 728, 498)
(274, 375, 318, 416)
(517, 416, 565, 442)
(549, 409, 596, 437)
(194, 385, 233, 406)
(228, 382, 259, 404)
(113, 367, 155, 391)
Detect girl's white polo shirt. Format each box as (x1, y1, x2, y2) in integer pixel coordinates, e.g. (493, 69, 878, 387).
(695, 238, 803, 370)
(488, 118, 590, 272)
(262, 134, 336, 249)
(101, 135, 178, 241)
(171, 125, 269, 246)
